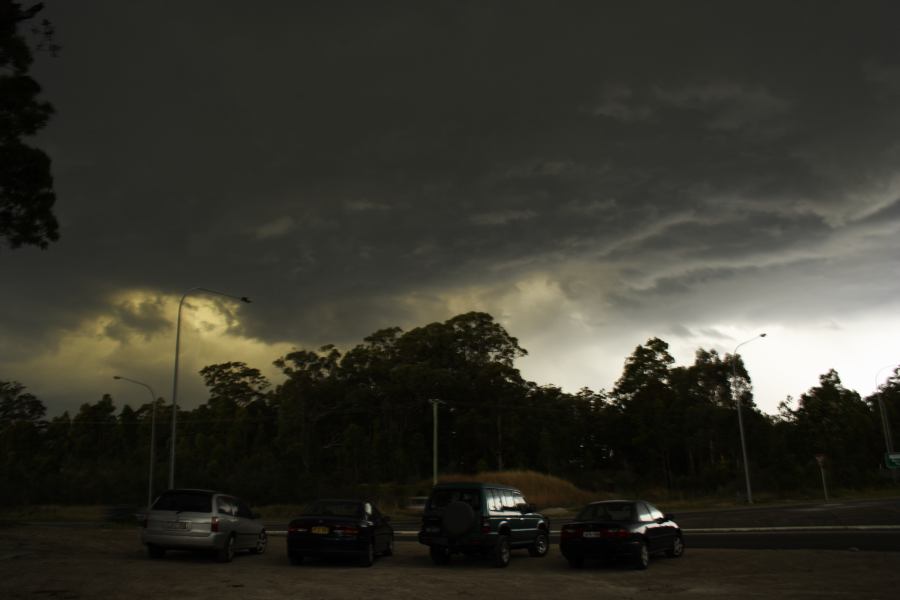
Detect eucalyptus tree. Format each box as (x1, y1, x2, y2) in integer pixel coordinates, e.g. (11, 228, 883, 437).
(0, 0, 60, 250)
(783, 370, 880, 487)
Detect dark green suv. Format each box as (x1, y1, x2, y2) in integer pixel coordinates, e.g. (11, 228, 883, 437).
(418, 482, 550, 567)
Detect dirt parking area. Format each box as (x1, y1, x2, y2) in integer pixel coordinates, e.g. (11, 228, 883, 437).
(1, 526, 899, 599)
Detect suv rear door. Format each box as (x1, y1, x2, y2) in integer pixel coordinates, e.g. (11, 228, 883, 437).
(511, 491, 535, 544)
(514, 491, 541, 541)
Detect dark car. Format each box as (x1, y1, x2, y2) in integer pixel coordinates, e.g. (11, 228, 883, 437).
(560, 500, 683, 569)
(286, 499, 394, 567)
(418, 482, 550, 568)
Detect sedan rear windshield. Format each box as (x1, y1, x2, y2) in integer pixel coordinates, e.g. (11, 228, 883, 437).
(576, 502, 635, 522)
(152, 491, 213, 513)
(428, 489, 481, 510)
(304, 501, 363, 517)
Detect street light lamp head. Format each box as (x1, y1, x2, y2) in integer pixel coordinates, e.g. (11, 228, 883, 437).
(241, 296, 251, 303)
(113, 375, 121, 380)
(760, 333, 767, 338)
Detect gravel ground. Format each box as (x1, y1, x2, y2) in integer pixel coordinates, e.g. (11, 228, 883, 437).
(1, 525, 899, 599)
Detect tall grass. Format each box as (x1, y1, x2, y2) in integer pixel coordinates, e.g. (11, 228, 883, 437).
(436, 470, 600, 509)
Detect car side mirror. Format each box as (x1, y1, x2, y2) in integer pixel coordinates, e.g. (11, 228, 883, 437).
(655, 517, 666, 524)
(522, 503, 536, 514)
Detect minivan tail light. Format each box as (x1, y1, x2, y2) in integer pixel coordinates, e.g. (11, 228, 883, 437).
(211, 516, 220, 532)
(481, 517, 491, 534)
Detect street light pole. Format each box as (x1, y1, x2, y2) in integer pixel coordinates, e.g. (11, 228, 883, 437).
(113, 376, 158, 509)
(429, 399, 446, 486)
(170, 287, 251, 490)
(732, 333, 767, 505)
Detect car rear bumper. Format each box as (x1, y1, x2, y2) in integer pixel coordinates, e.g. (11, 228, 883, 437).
(141, 530, 229, 551)
(418, 531, 499, 549)
(560, 539, 642, 560)
(287, 535, 369, 556)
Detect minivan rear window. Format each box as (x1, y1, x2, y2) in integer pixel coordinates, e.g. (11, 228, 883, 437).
(429, 489, 481, 510)
(152, 491, 213, 513)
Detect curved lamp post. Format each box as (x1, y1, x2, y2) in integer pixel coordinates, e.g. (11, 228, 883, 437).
(732, 333, 767, 504)
(170, 287, 251, 489)
(113, 375, 158, 509)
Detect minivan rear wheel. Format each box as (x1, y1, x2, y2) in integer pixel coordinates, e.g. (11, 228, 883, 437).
(250, 530, 267, 554)
(217, 535, 235, 563)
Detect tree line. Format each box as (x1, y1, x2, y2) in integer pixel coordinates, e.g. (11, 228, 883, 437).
(2, 312, 898, 506)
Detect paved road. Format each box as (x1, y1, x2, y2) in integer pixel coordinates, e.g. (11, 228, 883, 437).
(354, 497, 900, 551)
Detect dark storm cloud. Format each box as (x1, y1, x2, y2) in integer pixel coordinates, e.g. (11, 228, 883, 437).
(4, 1, 900, 412)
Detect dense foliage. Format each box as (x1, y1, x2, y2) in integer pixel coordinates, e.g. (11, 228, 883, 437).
(0, 1, 60, 251)
(2, 312, 898, 506)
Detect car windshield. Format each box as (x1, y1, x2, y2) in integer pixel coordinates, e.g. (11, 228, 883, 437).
(429, 489, 481, 510)
(304, 500, 363, 517)
(576, 502, 635, 522)
(152, 491, 212, 513)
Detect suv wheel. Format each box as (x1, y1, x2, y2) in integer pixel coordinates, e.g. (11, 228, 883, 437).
(528, 531, 549, 557)
(492, 535, 511, 568)
(430, 545, 451, 565)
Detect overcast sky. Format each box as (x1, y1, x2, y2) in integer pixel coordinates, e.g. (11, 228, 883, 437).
(3, 0, 900, 416)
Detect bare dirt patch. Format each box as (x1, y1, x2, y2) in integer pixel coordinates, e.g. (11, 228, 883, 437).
(1, 526, 898, 599)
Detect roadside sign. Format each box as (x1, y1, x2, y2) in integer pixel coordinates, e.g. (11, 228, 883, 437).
(886, 453, 900, 469)
(814, 454, 829, 502)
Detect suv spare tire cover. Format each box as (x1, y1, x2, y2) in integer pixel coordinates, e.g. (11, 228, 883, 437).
(443, 501, 476, 537)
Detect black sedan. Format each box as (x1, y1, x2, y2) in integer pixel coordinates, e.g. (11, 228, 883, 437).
(286, 499, 394, 567)
(560, 500, 683, 569)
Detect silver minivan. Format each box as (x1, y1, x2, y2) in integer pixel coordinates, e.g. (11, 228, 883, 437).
(141, 489, 267, 562)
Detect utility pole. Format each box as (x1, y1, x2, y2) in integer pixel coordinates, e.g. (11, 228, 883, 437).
(429, 399, 446, 486)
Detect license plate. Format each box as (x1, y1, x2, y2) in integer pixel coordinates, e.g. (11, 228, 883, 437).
(166, 521, 188, 530)
(583, 531, 605, 538)
(312, 526, 329, 535)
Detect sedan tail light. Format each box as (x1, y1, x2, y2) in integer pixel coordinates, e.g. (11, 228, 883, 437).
(332, 523, 359, 538)
(210, 516, 219, 532)
(561, 525, 585, 539)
